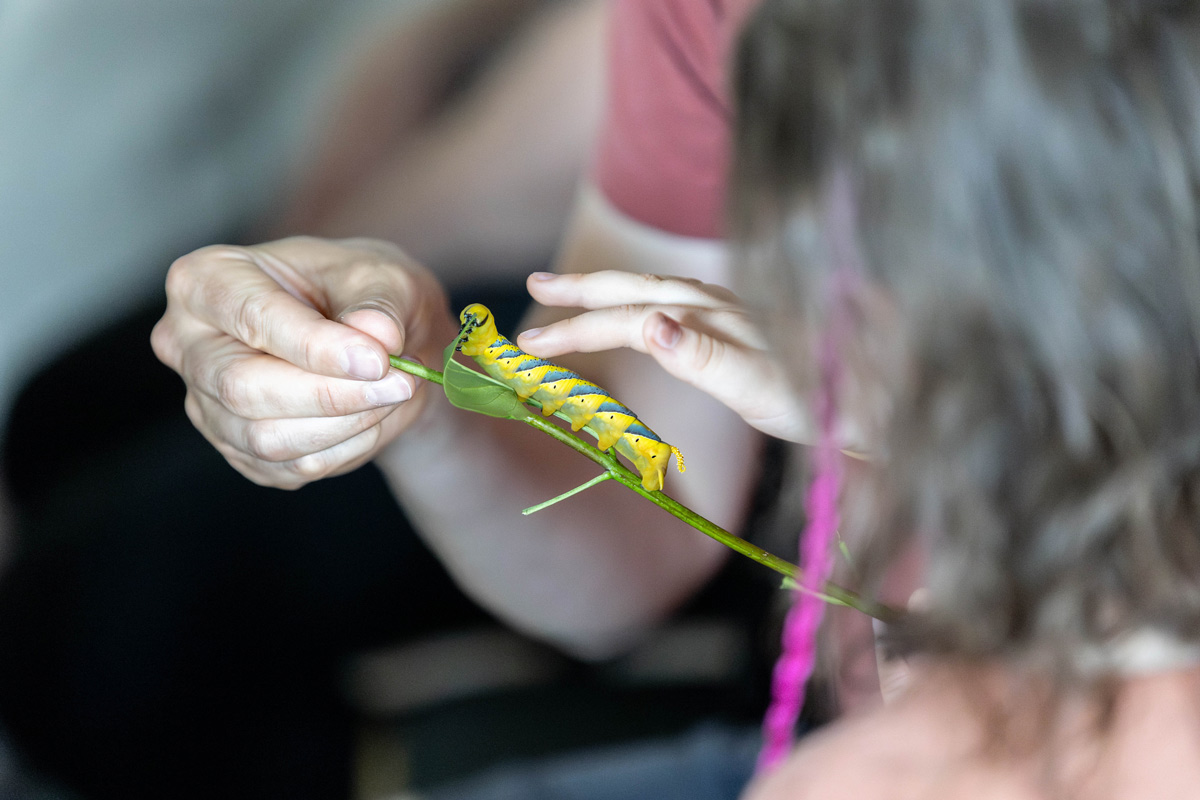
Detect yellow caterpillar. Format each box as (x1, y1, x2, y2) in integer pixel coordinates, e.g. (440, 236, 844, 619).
(457, 303, 685, 491)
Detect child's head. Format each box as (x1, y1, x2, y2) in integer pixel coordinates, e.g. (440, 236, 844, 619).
(733, 0, 1200, 675)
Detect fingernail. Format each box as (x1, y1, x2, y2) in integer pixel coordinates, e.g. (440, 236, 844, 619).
(365, 372, 413, 405)
(530, 272, 556, 281)
(653, 316, 682, 349)
(340, 345, 385, 380)
(521, 327, 544, 340)
(339, 303, 382, 321)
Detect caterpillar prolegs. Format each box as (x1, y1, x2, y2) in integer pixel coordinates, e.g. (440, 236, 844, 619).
(457, 303, 685, 492)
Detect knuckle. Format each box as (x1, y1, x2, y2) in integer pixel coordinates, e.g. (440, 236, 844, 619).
(686, 332, 721, 375)
(213, 360, 252, 415)
(346, 257, 394, 287)
(314, 381, 349, 416)
(558, 314, 591, 342)
(260, 475, 304, 490)
(290, 452, 330, 483)
(302, 336, 323, 374)
(244, 420, 288, 462)
(163, 258, 192, 301)
(708, 284, 740, 303)
(358, 422, 384, 453)
(215, 437, 306, 490)
(215, 442, 271, 484)
(298, 428, 379, 485)
(710, 308, 747, 331)
(615, 303, 645, 323)
(230, 290, 271, 351)
(166, 245, 241, 296)
(149, 317, 177, 367)
(241, 460, 307, 490)
(183, 392, 206, 430)
(245, 464, 305, 491)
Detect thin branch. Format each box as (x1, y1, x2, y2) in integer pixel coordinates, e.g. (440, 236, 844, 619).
(522, 472, 613, 515)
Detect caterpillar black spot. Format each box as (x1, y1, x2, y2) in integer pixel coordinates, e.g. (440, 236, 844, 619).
(457, 303, 685, 491)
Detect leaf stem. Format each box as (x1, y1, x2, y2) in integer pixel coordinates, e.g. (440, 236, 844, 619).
(391, 357, 444, 385)
(522, 472, 613, 515)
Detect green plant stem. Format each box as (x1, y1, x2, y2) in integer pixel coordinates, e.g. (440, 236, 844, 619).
(391, 357, 445, 386)
(390, 355, 899, 623)
(522, 472, 613, 515)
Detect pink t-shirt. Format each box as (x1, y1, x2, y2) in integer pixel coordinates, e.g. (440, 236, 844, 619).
(593, 0, 759, 240)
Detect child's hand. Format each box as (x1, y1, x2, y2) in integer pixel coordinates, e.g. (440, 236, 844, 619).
(517, 270, 814, 443)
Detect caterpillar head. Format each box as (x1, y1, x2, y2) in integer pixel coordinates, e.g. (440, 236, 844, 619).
(457, 303, 498, 355)
(617, 437, 687, 492)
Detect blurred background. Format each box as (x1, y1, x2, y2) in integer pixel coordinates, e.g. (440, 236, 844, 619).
(0, 1, 781, 798)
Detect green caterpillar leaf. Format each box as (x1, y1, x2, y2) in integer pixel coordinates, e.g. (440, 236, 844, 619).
(441, 338, 531, 421)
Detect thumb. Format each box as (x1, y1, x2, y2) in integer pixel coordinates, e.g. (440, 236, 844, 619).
(322, 261, 454, 371)
(251, 236, 417, 359)
(337, 305, 405, 355)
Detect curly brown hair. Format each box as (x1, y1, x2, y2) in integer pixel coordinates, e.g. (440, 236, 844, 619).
(732, 0, 1200, 684)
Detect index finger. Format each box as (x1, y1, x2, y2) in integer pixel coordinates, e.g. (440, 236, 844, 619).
(526, 271, 739, 311)
(166, 245, 392, 381)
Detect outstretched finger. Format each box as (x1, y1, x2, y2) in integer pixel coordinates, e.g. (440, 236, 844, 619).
(526, 270, 739, 311)
(518, 303, 764, 360)
(517, 304, 660, 357)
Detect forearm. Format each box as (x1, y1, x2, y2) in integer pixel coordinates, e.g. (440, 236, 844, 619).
(375, 189, 763, 657)
(304, 0, 604, 284)
(376, 388, 732, 659)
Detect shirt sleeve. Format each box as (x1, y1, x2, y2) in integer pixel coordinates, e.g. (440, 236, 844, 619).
(592, 0, 755, 240)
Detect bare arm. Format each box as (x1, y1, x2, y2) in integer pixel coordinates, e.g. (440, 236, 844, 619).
(154, 189, 763, 659)
(375, 186, 763, 657)
(276, 0, 605, 286)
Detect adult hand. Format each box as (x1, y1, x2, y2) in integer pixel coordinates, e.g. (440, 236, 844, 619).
(151, 236, 454, 488)
(516, 270, 813, 443)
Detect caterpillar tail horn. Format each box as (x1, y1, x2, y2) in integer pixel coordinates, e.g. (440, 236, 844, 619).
(671, 446, 686, 473)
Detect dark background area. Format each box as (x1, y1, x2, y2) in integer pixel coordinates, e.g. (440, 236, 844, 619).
(0, 284, 781, 799)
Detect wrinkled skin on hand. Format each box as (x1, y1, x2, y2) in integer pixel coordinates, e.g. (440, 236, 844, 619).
(151, 236, 455, 489)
